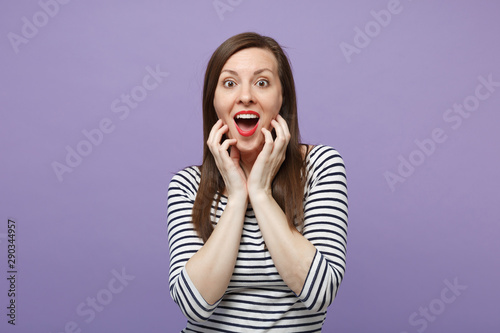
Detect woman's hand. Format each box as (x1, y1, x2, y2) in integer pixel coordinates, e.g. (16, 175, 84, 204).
(245, 114, 316, 295)
(207, 119, 248, 201)
(247, 114, 291, 199)
(185, 119, 250, 305)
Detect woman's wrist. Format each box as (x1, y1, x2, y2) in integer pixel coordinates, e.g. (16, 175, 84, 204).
(226, 191, 249, 208)
(248, 188, 273, 205)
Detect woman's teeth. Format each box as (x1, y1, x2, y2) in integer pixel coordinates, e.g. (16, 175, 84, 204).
(235, 114, 259, 119)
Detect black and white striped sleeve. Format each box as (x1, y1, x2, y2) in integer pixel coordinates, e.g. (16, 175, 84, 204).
(297, 146, 348, 312)
(167, 167, 222, 322)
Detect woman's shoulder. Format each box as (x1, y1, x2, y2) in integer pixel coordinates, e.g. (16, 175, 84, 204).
(304, 144, 344, 165)
(303, 144, 347, 189)
(168, 165, 201, 192)
(172, 165, 201, 178)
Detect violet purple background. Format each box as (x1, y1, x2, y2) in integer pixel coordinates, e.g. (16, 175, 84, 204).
(1, 0, 499, 332)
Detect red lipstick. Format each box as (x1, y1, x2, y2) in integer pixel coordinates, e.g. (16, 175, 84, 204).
(233, 111, 260, 137)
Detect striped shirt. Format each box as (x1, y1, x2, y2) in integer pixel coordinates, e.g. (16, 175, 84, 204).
(167, 145, 348, 332)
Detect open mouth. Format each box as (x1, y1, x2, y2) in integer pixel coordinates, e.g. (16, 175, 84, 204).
(234, 111, 260, 137)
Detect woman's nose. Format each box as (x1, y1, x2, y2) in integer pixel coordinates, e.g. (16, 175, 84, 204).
(238, 84, 254, 105)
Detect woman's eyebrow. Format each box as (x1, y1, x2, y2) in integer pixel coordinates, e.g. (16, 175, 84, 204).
(220, 68, 274, 76)
(220, 69, 239, 76)
(253, 68, 273, 75)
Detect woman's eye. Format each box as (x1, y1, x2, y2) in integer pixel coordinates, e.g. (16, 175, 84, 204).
(256, 80, 269, 87)
(223, 80, 235, 88)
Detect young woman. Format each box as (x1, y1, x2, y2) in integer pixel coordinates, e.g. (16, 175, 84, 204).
(167, 32, 348, 332)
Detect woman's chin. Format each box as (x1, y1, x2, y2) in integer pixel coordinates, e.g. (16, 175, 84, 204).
(235, 136, 264, 155)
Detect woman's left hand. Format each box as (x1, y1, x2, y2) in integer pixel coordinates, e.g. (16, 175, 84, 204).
(247, 114, 291, 198)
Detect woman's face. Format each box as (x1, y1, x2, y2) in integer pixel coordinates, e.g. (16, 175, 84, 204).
(213, 47, 283, 154)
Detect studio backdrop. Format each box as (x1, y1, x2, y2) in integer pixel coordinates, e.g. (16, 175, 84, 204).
(1, 0, 499, 332)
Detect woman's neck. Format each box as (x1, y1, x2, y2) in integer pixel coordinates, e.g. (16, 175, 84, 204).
(236, 144, 310, 179)
(239, 150, 259, 178)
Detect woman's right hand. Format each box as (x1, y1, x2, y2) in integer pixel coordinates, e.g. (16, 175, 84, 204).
(207, 119, 248, 201)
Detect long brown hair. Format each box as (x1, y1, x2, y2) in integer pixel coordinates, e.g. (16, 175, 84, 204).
(193, 32, 307, 242)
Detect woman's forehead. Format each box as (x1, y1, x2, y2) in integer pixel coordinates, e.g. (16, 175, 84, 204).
(221, 48, 278, 74)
